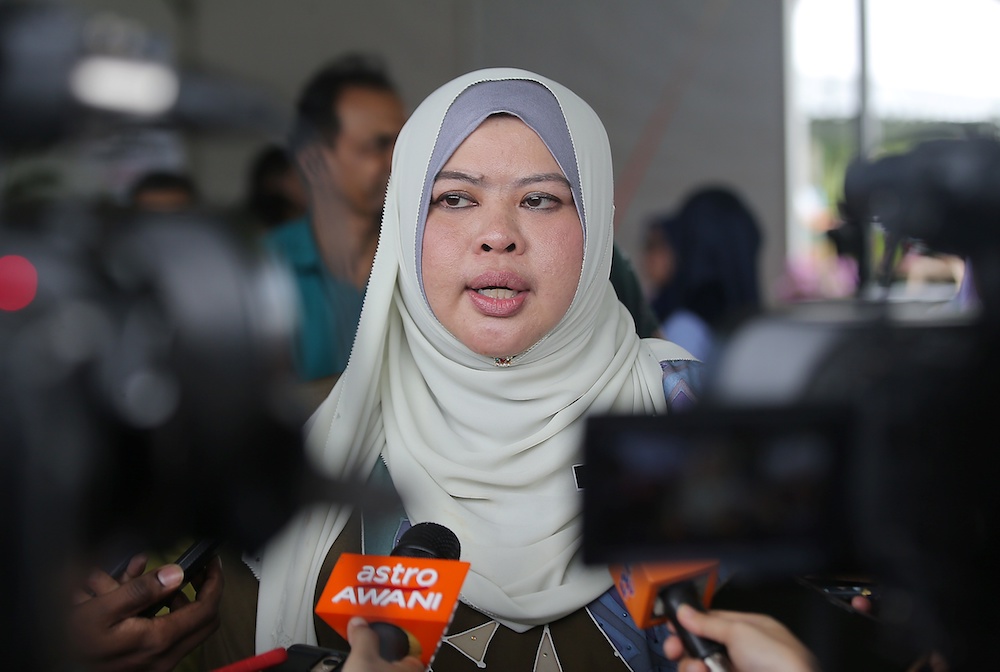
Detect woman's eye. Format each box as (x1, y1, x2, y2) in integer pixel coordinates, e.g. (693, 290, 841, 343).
(523, 193, 560, 209)
(436, 192, 474, 208)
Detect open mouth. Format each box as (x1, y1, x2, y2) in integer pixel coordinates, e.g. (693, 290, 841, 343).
(476, 287, 518, 299)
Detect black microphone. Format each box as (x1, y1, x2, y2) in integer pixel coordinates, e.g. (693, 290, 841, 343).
(392, 521, 462, 560)
(661, 581, 733, 672)
(370, 522, 463, 661)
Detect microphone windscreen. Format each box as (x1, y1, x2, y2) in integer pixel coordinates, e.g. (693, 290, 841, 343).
(391, 522, 461, 560)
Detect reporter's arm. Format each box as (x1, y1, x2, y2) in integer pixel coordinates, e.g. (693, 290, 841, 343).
(663, 605, 819, 672)
(342, 617, 424, 672)
(68, 555, 224, 672)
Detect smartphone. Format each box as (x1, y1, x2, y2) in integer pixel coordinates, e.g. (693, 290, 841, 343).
(103, 549, 142, 581)
(139, 537, 223, 617)
(270, 644, 349, 672)
(798, 574, 881, 615)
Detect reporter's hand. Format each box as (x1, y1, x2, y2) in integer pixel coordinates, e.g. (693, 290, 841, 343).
(67, 554, 224, 672)
(663, 605, 819, 672)
(342, 617, 425, 672)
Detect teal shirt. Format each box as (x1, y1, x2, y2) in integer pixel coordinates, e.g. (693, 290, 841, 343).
(264, 216, 364, 380)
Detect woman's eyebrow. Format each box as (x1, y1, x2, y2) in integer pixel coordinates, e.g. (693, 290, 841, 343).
(515, 172, 571, 189)
(434, 170, 483, 185)
(433, 170, 571, 190)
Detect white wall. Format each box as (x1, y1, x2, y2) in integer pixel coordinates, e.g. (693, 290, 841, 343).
(60, 0, 788, 303)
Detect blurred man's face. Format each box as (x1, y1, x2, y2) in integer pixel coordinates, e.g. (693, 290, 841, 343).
(326, 86, 405, 219)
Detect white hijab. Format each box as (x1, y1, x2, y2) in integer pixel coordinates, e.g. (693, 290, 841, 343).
(255, 67, 691, 651)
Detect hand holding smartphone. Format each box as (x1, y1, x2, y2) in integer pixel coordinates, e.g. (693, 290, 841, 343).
(133, 538, 223, 618)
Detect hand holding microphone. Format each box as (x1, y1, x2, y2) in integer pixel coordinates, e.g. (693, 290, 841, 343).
(663, 606, 819, 672)
(341, 617, 424, 672)
(213, 523, 465, 672)
(611, 561, 733, 671)
(626, 575, 812, 672)
(661, 581, 733, 672)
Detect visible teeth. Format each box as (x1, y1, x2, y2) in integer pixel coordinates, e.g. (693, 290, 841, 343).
(478, 287, 517, 299)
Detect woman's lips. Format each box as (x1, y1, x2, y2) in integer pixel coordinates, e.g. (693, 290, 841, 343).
(467, 287, 526, 316)
(467, 271, 528, 317)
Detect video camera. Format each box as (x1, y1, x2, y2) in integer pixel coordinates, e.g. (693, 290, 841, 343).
(584, 136, 1000, 671)
(0, 3, 387, 669)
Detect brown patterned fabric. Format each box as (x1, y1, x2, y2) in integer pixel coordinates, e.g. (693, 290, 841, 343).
(430, 601, 630, 672)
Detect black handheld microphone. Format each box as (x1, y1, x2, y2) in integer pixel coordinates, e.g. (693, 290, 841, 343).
(391, 521, 462, 560)
(314, 521, 468, 667)
(368, 522, 462, 661)
(661, 581, 733, 672)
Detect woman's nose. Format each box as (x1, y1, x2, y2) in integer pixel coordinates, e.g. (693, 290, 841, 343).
(477, 208, 522, 253)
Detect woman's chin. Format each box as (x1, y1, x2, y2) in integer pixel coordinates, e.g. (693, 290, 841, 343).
(467, 337, 534, 361)
(455, 329, 537, 359)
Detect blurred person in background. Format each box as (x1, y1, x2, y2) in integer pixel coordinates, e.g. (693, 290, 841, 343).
(243, 143, 308, 232)
(126, 170, 200, 213)
(263, 53, 406, 410)
(641, 185, 762, 361)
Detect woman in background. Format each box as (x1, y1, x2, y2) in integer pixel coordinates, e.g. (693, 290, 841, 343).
(642, 186, 762, 362)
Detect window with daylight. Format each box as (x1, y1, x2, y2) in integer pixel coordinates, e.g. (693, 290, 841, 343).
(785, 0, 1000, 304)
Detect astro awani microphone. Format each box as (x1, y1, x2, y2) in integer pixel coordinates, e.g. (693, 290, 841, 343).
(315, 522, 470, 667)
(612, 560, 733, 672)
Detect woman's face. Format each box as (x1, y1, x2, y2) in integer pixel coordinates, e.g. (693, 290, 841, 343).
(421, 114, 584, 359)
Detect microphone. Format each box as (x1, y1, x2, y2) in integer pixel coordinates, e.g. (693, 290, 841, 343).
(661, 581, 733, 672)
(612, 561, 733, 672)
(315, 522, 470, 667)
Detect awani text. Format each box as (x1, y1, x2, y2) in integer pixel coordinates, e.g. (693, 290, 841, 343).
(330, 563, 444, 611)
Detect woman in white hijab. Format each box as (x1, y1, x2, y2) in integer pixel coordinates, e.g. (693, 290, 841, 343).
(249, 68, 700, 671)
